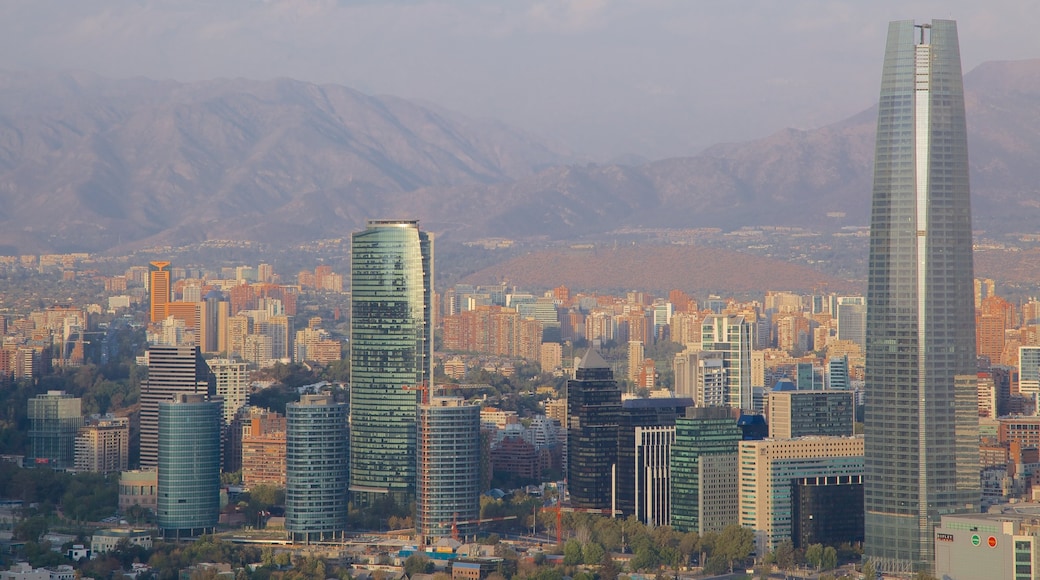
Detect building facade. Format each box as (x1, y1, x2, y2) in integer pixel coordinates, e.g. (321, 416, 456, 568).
(27, 391, 82, 469)
(740, 436, 864, 553)
(349, 220, 433, 506)
(149, 261, 171, 324)
(74, 415, 129, 474)
(567, 349, 621, 509)
(139, 345, 215, 469)
(156, 394, 221, 538)
(701, 315, 753, 410)
(286, 394, 348, 543)
(864, 19, 980, 573)
(670, 407, 741, 534)
(767, 390, 854, 439)
(416, 397, 481, 542)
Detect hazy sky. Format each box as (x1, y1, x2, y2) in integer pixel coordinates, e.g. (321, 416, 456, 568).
(1, 1, 1037, 160)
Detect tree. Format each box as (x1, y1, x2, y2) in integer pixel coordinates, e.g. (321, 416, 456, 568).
(772, 539, 795, 572)
(629, 545, 661, 571)
(822, 546, 838, 571)
(598, 551, 620, 580)
(678, 531, 699, 566)
(714, 524, 754, 573)
(862, 560, 877, 579)
(563, 539, 583, 566)
(805, 543, 824, 570)
(583, 542, 605, 566)
(404, 554, 433, 576)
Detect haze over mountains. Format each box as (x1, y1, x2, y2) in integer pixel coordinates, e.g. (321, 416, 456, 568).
(0, 60, 1038, 255)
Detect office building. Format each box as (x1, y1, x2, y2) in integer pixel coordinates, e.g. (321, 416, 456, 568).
(827, 355, 849, 390)
(27, 391, 83, 469)
(139, 345, 216, 469)
(628, 341, 644, 383)
(617, 397, 691, 525)
(286, 394, 348, 543)
(836, 298, 866, 351)
(740, 436, 864, 553)
(670, 407, 741, 534)
(792, 475, 864, 549)
(567, 349, 621, 509)
(701, 315, 753, 410)
(149, 261, 172, 324)
(74, 415, 129, 474)
(417, 397, 481, 542)
(157, 394, 221, 538)
(1020, 346, 1040, 412)
(349, 220, 433, 506)
(768, 390, 854, 439)
(673, 350, 727, 406)
(796, 362, 820, 391)
(864, 19, 980, 573)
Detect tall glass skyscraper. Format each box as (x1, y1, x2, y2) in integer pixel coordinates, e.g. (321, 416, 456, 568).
(157, 394, 221, 539)
(349, 220, 433, 506)
(864, 20, 980, 574)
(286, 394, 348, 543)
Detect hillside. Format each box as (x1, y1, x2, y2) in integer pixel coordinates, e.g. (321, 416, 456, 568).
(461, 245, 858, 295)
(1, 60, 1038, 254)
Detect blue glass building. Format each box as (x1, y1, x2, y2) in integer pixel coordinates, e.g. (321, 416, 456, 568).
(157, 394, 221, 538)
(349, 220, 433, 506)
(286, 394, 348, 543)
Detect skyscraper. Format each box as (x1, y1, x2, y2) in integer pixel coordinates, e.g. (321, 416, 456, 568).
(157, 394, 221, 539)
(416, 397, 480, 542)
(701, 314, 752, 410)
(149, 261, 172, 324)
(139, 345, 216, 469)
(567, 349, 621, 509)
(286, 394, 348, 543)
(864, 20, 980, 573)
(28, 390, 83, 469)
(349, 220, 433, 506)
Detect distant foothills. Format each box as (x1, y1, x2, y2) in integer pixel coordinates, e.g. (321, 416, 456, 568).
(0, 60, 1038, 262)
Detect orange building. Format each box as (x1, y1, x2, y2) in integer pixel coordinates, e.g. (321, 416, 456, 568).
(241, 411, 287, 488)
(149, 261, 171, 323)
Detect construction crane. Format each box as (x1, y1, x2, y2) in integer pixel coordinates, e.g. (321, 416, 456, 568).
(539, 504, 620, 545)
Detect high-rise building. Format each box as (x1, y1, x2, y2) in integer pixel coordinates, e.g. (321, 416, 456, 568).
(286, 395, 348, 543)
(670, 406, 741, 534)
(701, 315, 753, 410)
(864, 20, 980, 573)
(139, 345, 216, 469)
(827, 355, 850, 390)
(627, 340, 644, 383)
(149, 261, 172, 324)
(416, 397, 481, 543)
(567, 349, 621, 509)
(157, 394, 221, 539)
(836, 297, 867, 351)
(616, 398, 691, 526)
(28, 390, 83, 469)
(74, 415, 130, 474)
(349, 220, 433, 506)
(209, 359, 249, 426)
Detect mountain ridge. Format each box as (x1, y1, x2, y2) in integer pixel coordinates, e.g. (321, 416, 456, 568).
(1, 60, 1038, 254)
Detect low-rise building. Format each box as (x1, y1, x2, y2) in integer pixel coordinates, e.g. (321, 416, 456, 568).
(935, 511, 1040, 579)
(91, 528, 153, 554)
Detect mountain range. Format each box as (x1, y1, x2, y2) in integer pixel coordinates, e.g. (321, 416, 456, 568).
(0, 60, 1038, 254)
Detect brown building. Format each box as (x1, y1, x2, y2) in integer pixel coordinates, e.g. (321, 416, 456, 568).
(241, 410, 287, 488)
(998, 417, 1040, 449)
(119, 470, 158, 513)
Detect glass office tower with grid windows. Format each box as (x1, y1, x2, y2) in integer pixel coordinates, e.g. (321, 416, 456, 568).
(349, 220, 433, 507)
(864, 19, 980, 574)
(157, 394, 221, 539)
(286, 394, 348, 543)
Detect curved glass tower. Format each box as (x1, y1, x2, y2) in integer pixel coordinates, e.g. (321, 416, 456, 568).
(349, 220, 433, 506)
(864, 19, 980, 574)
(157, 394, 221, 539)
(286, 394, 348, 542)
